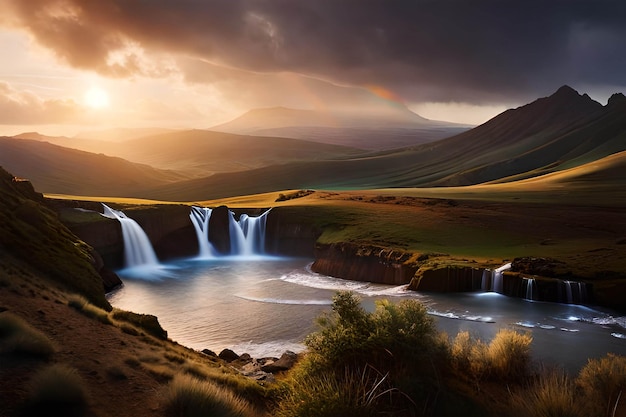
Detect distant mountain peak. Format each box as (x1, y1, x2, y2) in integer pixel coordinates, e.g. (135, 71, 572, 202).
(554, 85, 579, 96)
(608, 92, 626, 107)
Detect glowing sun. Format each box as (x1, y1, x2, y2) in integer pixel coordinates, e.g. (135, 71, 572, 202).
(84, 87, 110, 109)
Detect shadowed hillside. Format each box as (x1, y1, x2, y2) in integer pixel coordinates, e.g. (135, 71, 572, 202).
(0, 137, 188, 197)
(102, 129, 365, 176)
(0, 167, 272, 417)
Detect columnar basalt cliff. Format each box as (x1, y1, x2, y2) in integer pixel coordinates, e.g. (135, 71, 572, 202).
(409, 265, 485, 292)
(311, 242, 420, 285)
(50, 201, 624, 311)
(265, 212, 320, 257)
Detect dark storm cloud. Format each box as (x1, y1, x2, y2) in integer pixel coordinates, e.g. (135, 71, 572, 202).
(3, 0, 625, 103)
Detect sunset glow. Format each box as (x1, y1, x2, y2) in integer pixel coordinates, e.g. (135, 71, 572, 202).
(0, 1, 623, 136)
(84, 87, 110, 109)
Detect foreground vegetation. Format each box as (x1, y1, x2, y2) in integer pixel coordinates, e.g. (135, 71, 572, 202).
(274, 292, 626, 417)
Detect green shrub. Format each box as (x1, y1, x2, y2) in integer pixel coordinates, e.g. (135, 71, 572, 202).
(305, 292, 437, 371)
(285, 292, 444, 416)
(162, 374, 256, 417)
(111, 309, 168, 340)
(577, 353, 626, 417)
(512, 370, 581, 417)
(0, 312, 56, 358)
(23, 363, 89, 417)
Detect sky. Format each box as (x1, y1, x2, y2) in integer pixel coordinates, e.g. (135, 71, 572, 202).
(0, 0, 625, 136)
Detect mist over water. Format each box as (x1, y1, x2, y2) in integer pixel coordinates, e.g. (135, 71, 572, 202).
(108, 258, 626, 371)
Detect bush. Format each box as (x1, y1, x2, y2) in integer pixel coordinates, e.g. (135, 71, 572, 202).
(283, 292, 443, 416)
(451, 328, 532, 383)
(162, 374, 256, 417)
(512, 370, 581, 417)
(577, 353, 626, 417)
(305, 292, 437, 371)
(487, 329, 532, 380)
(0, 312, 56, 358)
(23, 363, 89, 417)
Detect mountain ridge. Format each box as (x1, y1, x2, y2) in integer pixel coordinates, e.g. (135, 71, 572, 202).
(141, 85, 626, 201)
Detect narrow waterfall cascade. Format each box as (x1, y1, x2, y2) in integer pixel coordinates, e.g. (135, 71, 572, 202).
(101, 204, 159, 268)
(481, 262, 512, 293)
(237, 209, 271, 255)
(189, 206, 216, 258)
(228, 211, 248, 255)
(524, 278, 536, 301)
(560, 280, 588, 304)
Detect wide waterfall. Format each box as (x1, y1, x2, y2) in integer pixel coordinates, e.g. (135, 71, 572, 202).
(189, 206, 216, 258)
(101, 204, 159, 268)
(191, 207, 271, 257)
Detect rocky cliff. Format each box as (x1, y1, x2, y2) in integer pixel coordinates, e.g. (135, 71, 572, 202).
(311, 242, 420, 285)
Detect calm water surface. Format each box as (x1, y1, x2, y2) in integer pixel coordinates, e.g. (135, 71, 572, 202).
(108, 256, 626, 373)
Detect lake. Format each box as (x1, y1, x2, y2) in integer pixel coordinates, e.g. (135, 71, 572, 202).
(108, 256, 626, 373)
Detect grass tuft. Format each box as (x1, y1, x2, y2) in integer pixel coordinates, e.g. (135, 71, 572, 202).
(111, 309, 168, 340)
(0, 312, 56, 358)
(512, 370, 582, 417)
(163, 374, 257, 417)
(486, 329, 532, 380)
(23, 363, 89, 417)
(577, 353, 626, 417)
(67, 294, 112, 324)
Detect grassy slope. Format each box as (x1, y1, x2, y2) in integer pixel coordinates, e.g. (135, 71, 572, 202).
(0, 166, 268, 417)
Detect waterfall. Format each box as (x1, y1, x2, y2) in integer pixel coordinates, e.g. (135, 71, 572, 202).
(493, 262, 511, 294)
(481, 269, 491, 291)
(228, 211, 248, 255)
(228, 209, 271, 256)
(565, 280, 574, 304)
(524, 278, 536, 301)
(560, 280, 588, 304)
(237, 209, 271, 255)
(189, 206, 216, 258)
(101, 204, 159, 268)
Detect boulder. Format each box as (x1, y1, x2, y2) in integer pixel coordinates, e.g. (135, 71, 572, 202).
(201, 349, 217, 357)
(260, 351, 298, 373)
(218, 348, 240, 362)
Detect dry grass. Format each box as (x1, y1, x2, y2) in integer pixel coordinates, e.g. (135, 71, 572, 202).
(67, 293, 112, 324)
(23, 363, 89, 417)
(162, 374, 258, 417)
(511, 370, 581, 417)
(577, 354, 626, 417)
(0, 312, 56, 358)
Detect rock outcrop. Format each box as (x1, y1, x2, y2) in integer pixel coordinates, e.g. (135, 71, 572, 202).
(311, 242, 419, 285)
(209, 205, 231, 254)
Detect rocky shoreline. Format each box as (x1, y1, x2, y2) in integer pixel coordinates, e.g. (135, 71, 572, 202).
(201, 348, 300, 383)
